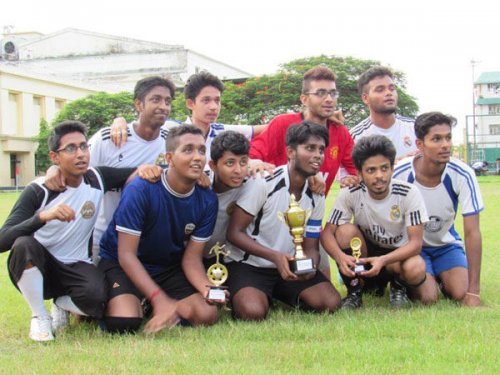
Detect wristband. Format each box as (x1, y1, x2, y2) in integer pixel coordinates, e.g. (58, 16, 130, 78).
(149, 288, 162, 302)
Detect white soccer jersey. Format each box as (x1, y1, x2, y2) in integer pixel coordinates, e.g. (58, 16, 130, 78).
(394, 156, 484, 248)
(88, 122, 168, 246)
(327, 179, 428, 249)
(225, 166, 325, 268)
(350, 115, 417, 158)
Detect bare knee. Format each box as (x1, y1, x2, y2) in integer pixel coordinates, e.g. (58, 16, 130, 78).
(232, 289, 268, 321)
(400, 256, 426, 284)
(335, 224, 363, 249)
(300, 283, 341, 312)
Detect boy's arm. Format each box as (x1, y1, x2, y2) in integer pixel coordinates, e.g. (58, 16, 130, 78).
(320, 223, 357, 277)
(462, 214, 482, 307)
(182, 240, 212, 297)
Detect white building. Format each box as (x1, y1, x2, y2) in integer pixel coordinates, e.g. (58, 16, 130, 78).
(0, 27, 252, 187)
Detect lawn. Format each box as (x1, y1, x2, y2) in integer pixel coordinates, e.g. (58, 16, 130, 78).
(0, 177, 499, 374)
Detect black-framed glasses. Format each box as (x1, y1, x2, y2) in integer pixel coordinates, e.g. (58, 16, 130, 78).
(306, 89, 339, 99)
(56, 143, 89, 154)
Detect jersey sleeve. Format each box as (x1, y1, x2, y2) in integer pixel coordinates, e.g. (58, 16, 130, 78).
(220, 124, 254, 140)
(235, 176, 268, 217)
(249, 117, 286, 165)
(88, 129, 106, 167)
(190, 193, 219, 243)
(404, 185, 429, 227)
(456, 168, 484, 216)
(95, 166, 135, 192)
(326, 188, 354, 226)
(0, 184, 46, 252)
(114, 178, 149, 236)
(339, 126, 357, 175)
(305, 194, 325, 239)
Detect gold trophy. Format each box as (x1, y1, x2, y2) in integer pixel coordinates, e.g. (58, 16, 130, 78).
(278, 194, 315, 276)
(350, 237, 366, 273)
(206, 242, 230, 302)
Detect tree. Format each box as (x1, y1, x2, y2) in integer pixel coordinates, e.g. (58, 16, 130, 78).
(219, 55, 419, 127)
(35, 91, 135, 172)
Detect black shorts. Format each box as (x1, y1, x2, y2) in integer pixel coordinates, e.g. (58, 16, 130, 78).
(226, 262, 329, 307)
(366, 239, 394, 257)
(98, 259, 197, 302)
(8, 236, 106, 318)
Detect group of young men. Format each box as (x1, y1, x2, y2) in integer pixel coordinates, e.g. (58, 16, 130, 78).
(0, 65, 483, 342)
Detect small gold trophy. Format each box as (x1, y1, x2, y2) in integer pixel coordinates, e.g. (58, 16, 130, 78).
(350, 237, 366, 274)
(206, 242, 230, 302)
(278, 194, 315, 276)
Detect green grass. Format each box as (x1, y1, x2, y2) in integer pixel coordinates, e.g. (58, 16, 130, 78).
(0, 178, 499, 374)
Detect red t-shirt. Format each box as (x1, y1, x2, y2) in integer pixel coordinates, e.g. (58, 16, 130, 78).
(250, 113, 356, 194)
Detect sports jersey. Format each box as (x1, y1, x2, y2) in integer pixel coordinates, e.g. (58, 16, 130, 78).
(393, 156, 484, 248)
(88, 122, 168, 246)
(0, 167, 132, 263)
(225, 165, 325, 268)
(249, 113, 356, 193)
(99, 171, 218, 275)
(327, 179, 428, 249)
(350, 115, 417, 158)
(204, 183, 245, 258)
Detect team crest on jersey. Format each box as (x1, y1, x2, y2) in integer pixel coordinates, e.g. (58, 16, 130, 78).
(329, 146, 339, 160)
(155, 153, 166, 166)
(425, 216, 443, 232)
(81, 201, 96, 219)
(404, 136, 412, 148)
(226, 201, 237, 216)
(185, 223, 196, 235)
(389, 205, 401, 221)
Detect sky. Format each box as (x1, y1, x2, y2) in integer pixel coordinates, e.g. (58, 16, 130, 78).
(1, 0, 499, 143)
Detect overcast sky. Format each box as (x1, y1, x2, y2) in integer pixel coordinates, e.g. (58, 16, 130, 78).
(2, 0, 499, 142)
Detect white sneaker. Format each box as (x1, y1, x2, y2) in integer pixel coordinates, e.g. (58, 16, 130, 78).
(29, 316, 54, 342)
(51, 301, 69, 331)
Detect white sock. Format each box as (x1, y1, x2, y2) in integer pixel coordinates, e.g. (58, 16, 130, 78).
(17, 267, 49, 318)
(55, 295, 87, 316)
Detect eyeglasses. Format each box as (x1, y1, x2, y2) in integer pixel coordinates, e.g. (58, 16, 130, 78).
(56, 143, 89, 154)
(306, 89, 339, 99)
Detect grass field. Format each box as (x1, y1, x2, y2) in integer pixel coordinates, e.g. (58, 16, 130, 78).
(0, 177, 499, 374)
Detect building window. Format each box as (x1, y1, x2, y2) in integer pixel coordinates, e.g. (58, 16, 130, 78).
(490, 124, 500, 135)
(487, 83, 500, 93)
(33, 96, 45, 121)
(488, 105, 500, 115)
(7, 92, 21, 135)
(55, 99, 66, 112)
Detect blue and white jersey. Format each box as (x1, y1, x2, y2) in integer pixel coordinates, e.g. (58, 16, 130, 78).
(350, 115, 416, 158)
(99, 171, 218, 275)
(327, 179, 428, 250)
(394, 156, 484, 248)
(225, 165, 325, 268)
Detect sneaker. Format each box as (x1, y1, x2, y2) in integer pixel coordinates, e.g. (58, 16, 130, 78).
(341, 290, 363, 309)
(51, 300, 69, 331)
(390, 280, 410, 308)
(29, 316, 54, 342)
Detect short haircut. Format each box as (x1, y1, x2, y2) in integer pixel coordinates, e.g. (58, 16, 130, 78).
(48, 120, 87, 152)
(302, 66, 337, 94)
(285, 121, 329, 149)
(165, 124, 204, 152)
(414, 111, 457, 140)
(357, 66, 394, 95)
(184, 71, 224, 101)
(133, 76, 176, 102)
(352, 134, 396, 171)
(210, 131, 250, 163)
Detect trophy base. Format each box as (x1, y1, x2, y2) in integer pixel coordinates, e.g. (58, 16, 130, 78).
(289, 257, 315, 276)
(206, 286, 227, 302)
(354, 262, 366, 274)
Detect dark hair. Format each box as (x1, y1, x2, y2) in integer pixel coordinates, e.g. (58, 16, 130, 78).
(165, 124, 203, 152)
(210, 131, 250, 163)
(352, 134, 396, 171)
(134, 76, 176, 102)
(357, 66, 394, 95)
(48, 120, 87, 152)
(414, 111, 457, 140)
(302, 66, 336, 94)
(285, 121, 329, 149)
(184, 71, 224, 101)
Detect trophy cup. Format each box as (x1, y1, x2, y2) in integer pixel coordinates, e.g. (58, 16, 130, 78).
(206, 242, 230, 302)
(277, 194, 315, 276)
(350, 237, 366, 273)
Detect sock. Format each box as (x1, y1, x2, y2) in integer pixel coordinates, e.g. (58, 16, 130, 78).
(17, 267, 49, 318)
(55, 295, 87, 316)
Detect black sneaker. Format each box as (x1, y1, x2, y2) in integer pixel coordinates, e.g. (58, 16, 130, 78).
(390, 280, 410, 308)
(341, 290, 363, 309)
